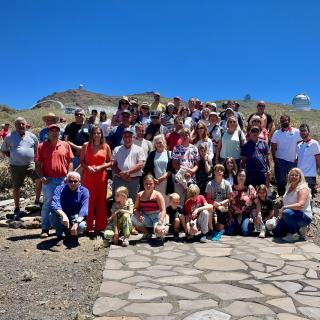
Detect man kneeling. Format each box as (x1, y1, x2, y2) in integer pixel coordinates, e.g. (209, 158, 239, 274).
(50, 171, 89, 245)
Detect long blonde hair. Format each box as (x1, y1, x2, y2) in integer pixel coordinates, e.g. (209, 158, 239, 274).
(286, 168, 309, 192)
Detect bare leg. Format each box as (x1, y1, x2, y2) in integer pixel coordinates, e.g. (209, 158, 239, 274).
(179, 214, 187, 233)
(134, 225, 150, 234)
(173, 218, 181, 233)
(216, 222, 225, 231)
(208, 211, 214, 231)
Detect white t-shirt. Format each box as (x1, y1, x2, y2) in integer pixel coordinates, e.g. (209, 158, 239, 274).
(196, 139, 214, 160)
(154, 151, 169, 178)
(134, 138, 153, 159)
(297, 139, 320, 177)
(271, 128, 300, 162)
(113, 144, 146, 177)
(99, 120, 111, 137)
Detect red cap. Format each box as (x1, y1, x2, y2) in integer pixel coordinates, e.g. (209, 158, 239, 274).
(48, 124, 60, 130)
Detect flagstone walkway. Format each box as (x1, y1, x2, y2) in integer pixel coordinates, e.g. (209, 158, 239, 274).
(93, 236, 320, 320)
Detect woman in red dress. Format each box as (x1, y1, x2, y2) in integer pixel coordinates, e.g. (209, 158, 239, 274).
(80, 125, 112, 235)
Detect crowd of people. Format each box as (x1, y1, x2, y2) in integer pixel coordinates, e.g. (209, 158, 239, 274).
(1, 93, 319, 247)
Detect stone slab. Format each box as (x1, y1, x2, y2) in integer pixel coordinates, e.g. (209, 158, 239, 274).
(100, 281, 134, 296)
(105, 259, 124, 270)
(266, 297, 296, 313)
(153, 275, 200, 284)
(127, 262, 151, 269)
(277, 314, 309, 320)
(178, 299, 218, 310)
(194, 257, 248, 271)
(205, 271, 250, 282)
(298, 307, 320, 320)
(137, 270, 178, 278)
(163, 286, 203, 299)
(93, 297, 129, 316)
(253, 284, 285, 297)
(273, 281, 302, 294)
(108, 247, 135, 258)
(223, 301, 275, 317)
(182, 309, 231, 320)
(123, 303, 172, 316)
(103, 270, 135, 280)
(194, 247, 232, 257)
(190, 283, 263, 300)
(128, 288, 167, 300)
(173, 267, 203, 275)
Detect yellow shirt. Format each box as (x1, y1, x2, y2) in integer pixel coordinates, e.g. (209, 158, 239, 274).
(150, 102, 165, 112)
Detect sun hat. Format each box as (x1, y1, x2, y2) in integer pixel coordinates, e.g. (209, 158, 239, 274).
(42, 112, 59, 123)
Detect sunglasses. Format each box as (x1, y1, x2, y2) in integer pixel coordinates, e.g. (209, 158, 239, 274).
(68, 180, 79, 183)
(251, 130, 260, 133)
(75, 113, 84, 116)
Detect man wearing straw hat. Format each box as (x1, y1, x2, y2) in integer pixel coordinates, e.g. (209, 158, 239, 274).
(39, 112, 63, 142)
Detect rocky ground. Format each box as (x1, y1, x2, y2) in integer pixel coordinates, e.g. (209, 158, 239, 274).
(0, 225, 106, 320)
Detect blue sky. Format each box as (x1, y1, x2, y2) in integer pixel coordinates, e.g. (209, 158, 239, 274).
(1, 0, 319, 109)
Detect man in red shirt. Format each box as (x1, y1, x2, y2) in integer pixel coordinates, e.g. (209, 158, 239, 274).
(35, 124, 73, 238)
(0, 123, 10, 140)
(166, 116, 184, 151)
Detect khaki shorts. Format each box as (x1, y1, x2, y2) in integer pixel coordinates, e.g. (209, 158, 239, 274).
(10, 164, 39, 189)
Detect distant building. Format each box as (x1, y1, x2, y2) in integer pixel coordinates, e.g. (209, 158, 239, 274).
(292, 94, 311, 111)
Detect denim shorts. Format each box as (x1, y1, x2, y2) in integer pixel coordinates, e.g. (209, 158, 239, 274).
(131, 212, 160, 228)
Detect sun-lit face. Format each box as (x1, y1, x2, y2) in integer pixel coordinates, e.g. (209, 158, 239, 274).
(288, 170, 301, 184)
(15, 120, 27, 135)
(144, 178, 154, 191)
(226, 160, 234, 170)
(67, 176, 80, 191)
(155, 139, 165, 151)
(170, 198, 180, 209)
(214, 167, 224, 177)
(115, 192, 127, 205)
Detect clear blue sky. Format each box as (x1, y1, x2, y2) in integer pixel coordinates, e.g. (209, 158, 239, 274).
(1, 0, 320, 109)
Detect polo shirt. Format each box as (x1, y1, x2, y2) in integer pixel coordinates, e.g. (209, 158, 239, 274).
(297, 139, 320, 177)
(39, 127, 64, 142)
(1, 131, 38, 166)
(166, 131, 181, 151)
(241, 139, 270, 172)
(112, 144, 146, 177)
(35, 140, 73, 178)
(271, 127, 300, 162)
(150, 102, 165, 112)
(51, 183, 89, 218)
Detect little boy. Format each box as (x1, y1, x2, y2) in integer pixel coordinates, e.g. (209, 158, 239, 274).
(103, 186, 134, 247)
(166, 193, 186, 240)
(184, 184, 213, 243)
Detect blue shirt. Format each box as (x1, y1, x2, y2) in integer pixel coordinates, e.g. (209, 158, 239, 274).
(107, 124, 135, 150)
(51, 183, 89, 218)
(241, 139, 269, 172)
(39, 127, 64, 143)
(190, 110, 201, 124)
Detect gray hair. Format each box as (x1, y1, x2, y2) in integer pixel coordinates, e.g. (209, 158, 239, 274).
(66, 171, 81, 181)
(14, 117, 26, 125)
(153, 134, 167, 150)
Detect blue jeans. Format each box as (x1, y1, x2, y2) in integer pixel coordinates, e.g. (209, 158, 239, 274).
(275, 158, 296, 196)
(274, 209, 311, 236)
(41, 177, 65, 230)
(73, 156, 80, 169)
(49, 212, 87, 238)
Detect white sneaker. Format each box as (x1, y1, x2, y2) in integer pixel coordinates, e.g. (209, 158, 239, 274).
(299, 226, 308, 238)
(259, 230, 266, 238)
(122, 238, 129, 247)
(282, 233, 300, 242)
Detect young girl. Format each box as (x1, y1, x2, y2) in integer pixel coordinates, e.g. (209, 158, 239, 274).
(196, 143, 212, 195)
(223, 157, 238, 187)
(103, 186, 134, 247)
(253, 184, 276, 238)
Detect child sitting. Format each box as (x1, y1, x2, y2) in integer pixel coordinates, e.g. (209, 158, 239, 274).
(103, 186, 134, 247)
(166, 193, 187, 240)
(254, 184, 276, 238)
(184, 184, 213, 243)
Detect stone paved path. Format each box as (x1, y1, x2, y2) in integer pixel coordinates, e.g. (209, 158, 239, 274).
(93, 236, 320, 320)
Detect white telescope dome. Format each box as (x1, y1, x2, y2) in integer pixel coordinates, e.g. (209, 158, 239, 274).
(292, 93, 311, 111)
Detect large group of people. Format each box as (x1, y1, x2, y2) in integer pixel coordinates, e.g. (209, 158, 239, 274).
(1, 92, 319, 247)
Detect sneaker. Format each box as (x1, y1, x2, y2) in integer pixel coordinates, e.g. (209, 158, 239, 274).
(282, 233, 300, 242)
(122, 238, 129, 247)
(11, 208, 22, 220)
(299, 226, 308, 238)
(200, 234, 207, 243)
(173, 232, 180, 241)
(40, 229, 49, 238)
(212, 229, 225, 241)
(259, 229, 266, 239)
(130, 227, 139, 235)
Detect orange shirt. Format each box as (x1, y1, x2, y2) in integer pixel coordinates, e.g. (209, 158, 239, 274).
(35, 140, 73, 178)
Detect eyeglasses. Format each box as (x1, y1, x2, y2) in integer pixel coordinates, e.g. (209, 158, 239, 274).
(68, 180, 79, 183)
(75, 113, 84, 116)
